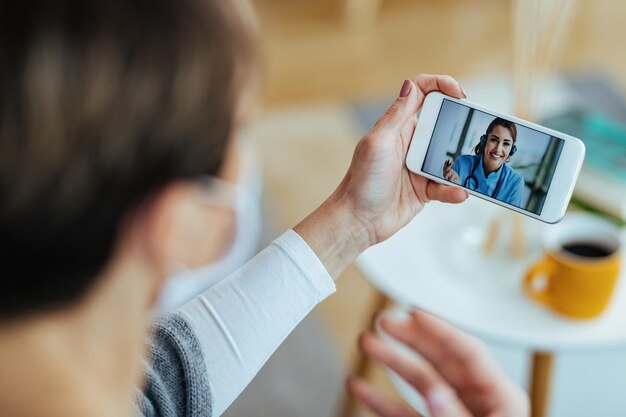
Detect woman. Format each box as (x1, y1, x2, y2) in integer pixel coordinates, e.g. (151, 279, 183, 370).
(0, 1, 528, 417)
(443, 117, 524, 207)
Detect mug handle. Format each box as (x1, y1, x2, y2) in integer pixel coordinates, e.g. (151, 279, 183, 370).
(523, 258, 555, 306)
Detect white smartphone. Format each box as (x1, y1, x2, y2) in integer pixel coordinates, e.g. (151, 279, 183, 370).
(406, 92, 585, 223)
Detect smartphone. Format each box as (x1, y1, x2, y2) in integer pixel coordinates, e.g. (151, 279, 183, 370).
(406, 92, 585, 223)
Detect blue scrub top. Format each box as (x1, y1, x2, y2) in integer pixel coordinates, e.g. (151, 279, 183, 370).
(452, 154, 524, 207)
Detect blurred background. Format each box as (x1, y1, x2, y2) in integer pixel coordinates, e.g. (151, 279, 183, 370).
(222, 1, 626, 417)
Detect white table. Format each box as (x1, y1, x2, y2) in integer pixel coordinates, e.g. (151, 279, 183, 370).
(354, 196, 626, 417)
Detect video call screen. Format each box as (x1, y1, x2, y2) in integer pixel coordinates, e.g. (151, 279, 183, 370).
(422, 99, 564, 215)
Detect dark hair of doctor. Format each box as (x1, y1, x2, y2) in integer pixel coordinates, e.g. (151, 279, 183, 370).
(473, 118, 518, 159)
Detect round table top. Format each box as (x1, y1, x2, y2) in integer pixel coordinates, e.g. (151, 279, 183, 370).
(356, 197, 626, 351)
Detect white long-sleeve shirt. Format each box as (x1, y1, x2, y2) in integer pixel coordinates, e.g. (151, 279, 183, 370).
(164, 229, 336, 416)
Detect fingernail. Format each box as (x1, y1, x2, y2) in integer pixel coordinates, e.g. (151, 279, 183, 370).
(458, 83, 468, 98)
(399, 79, 411, 97)
(428, 388, 452, 414)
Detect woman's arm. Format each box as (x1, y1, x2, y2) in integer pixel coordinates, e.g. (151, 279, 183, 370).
(175, 230, 335, 416)
(147, 75, 468, 417)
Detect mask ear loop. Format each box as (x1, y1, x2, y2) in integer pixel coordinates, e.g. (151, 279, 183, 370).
(193, 174, 242, 266)
(155, 176, 241, 311)
(158, 137, 264, 312)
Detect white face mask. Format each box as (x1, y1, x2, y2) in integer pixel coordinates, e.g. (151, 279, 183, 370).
(157, 144, 264, 312)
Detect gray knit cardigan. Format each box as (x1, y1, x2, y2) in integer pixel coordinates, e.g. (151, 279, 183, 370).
(136, 313, 213, 417)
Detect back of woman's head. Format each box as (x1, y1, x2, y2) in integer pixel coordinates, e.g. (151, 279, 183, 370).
(0, 0, 256, 318)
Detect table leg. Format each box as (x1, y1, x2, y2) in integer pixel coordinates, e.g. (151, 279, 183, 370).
(529, 351, 554, 417)
(336, 290, 392, 417)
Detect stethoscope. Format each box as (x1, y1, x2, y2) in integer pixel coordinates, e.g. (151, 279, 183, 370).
(463, 156, 505, 198)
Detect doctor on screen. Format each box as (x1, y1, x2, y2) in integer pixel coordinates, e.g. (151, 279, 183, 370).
(443, 117, 524, 207)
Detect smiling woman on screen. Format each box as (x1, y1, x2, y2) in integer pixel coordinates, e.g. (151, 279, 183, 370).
(443, 117, 524, 207)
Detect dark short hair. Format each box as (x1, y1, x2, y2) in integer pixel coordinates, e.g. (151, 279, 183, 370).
(0, 0, 256, 318)
(473, 117, 518, 156)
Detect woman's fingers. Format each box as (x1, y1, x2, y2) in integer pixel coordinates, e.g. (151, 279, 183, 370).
(413, 74, 466, 107)
(374, 75, 466, 139)
(372, 79, 420, 138)
(360, 332, 440, 394)
(380, 311, 502, 390)
(425, 180, 467, 203)
(359, 333, 473, 417)
(347, 377, 417, 417)
(400, 112, 418, 153)
(410, 310, 500, 383)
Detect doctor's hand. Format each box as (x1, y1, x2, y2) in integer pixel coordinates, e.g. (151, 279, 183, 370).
(295, 75, 468, 278)
(349, 310, 530, 417)
(443, 159, 461, 184)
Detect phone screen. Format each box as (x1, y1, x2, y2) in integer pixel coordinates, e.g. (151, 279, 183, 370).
(422, 99, 565, 215)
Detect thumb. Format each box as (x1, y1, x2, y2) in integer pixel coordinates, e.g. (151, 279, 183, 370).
(372, 79, 419, 137)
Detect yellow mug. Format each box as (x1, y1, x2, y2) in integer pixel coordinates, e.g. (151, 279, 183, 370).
(524, 213, 623, 319)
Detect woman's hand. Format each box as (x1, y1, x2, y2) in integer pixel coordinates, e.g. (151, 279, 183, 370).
(295, 75, 468, 278)
(349, 310, 530, 417)
(333, 75, 468, 245)
(443, 159, 461, 184)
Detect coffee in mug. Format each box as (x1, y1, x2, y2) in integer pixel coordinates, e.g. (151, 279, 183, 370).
(523, 213, 623, 319)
